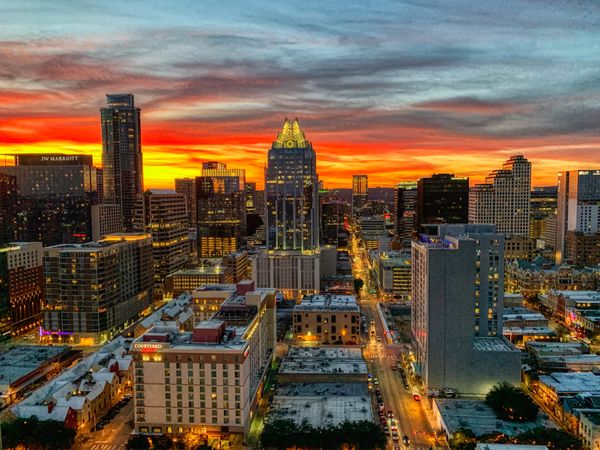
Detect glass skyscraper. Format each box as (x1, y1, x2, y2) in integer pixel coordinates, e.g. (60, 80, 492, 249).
(101, 93, 143, 231)
(265, 118, 319, 251)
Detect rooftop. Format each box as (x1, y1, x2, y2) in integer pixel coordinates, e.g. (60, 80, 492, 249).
(294, 294, 359, 312)
(0, 346, 71, 388)
(473, 337, 519, 353)
(279, 347, 367, 376)
(539, 372, 600, 395)
(581, 410, 600, 426)
(134, 324, 249, 351)
(476, 445, 549, 450)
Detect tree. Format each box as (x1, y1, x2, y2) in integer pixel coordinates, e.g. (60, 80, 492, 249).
(448, 428, 477, 450)
(126, 435, 151, 450)
(354, 278, 364, 295)
(485, 382, 538, 422)
(1, 417, 76, 450)
(516, 427, 584, 450)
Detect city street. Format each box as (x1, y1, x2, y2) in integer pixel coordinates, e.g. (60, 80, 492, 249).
(351, 232, 444, 449)
(75, 401, 133, 450)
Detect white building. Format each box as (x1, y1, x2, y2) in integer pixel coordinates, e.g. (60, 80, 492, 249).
(469, 155, 531, 236)
(131, 288, 276, 439)
(412, 224, 521, 395)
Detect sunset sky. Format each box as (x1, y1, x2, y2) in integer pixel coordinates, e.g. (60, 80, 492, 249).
(1, 1, 600, 189)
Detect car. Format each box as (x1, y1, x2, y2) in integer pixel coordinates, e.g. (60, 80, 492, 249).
(391, 365, 397, 370)
(373, 377, 379, 385)
(384, 428, 391, 435)
(402, 435, 410, 445)
(378, 404, 385, 411)
(388, 409, 393, 417)
(375, 388, 381, 395)
(413, 393, 421, 401)
(392, 434, 399, 441)
(376, 336, 382, 342)
(380, 418, 387, 426)
(94, 424, 104, 431)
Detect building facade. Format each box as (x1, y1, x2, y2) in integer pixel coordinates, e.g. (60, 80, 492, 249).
(174, 178, 197, 228)
(101, 94, 144, 232)
(131, 287, 275, 439)
(0, 174, 17, 244)
(134, 189, 190, 294)
(469, 155, 531, 236)
(265, 118, 319, 251)
(352, 175, 368, 218)
(43, 233, 153, 344)
(196, 162, 246, 258)
(393, 181, 417, 242)
(416, 174, 469, 231)
(0, 242, 44, 336)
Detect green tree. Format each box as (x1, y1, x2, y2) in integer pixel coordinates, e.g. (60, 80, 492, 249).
(516, 427, 583, 450)
(485, 382, 538, 422)
(126, 435, 152, 450)
(354, 278, 364, 295)
(449, 428, 477, 450)
(2, 417, 76, 450)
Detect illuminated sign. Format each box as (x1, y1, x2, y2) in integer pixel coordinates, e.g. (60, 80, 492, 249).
(39, 327, 73, 336)
(133, 343, 165, 351)
(15, 154, 93, 166)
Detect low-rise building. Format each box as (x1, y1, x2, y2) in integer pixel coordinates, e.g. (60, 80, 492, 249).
(372, 251, 411, 300)
(131, 287, 276, 439)
(292, 294, 360, 345)
(578, 410, 600, 450)
(163, 264, 234, 300)
(278, 347, 368, 383)
(475, 445, 548, 450)
(134, 293, 194, 337)
(503, 306, 555, 346)
(10, 337, 132, 432)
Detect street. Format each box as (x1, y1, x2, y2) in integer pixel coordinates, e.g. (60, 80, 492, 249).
(75, 401, 133, 450)
(351, 232, 443, 449)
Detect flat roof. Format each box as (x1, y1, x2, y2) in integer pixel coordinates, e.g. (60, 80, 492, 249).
(294, 294, 359, 312)
(473, 337, 519, 353)
(476, 445, 548, 450)
(539, 372, 600, 394)
(279, 347, 367, 375)
(0, 346, 71, 387)
(133, 324, 249, 351)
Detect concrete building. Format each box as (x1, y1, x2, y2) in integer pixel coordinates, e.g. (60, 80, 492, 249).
(566, 231, 600, 267)
(163, 264, 234, 300)
(352, 175, 368, 218)
(416, 174, 469, 231)
(292, 294, 360, 345)
(223, 251, 249, 283)
(174, 178, 196, 228)
(91, 203, 123, 241)
(101, 94, 143, 232)
(393, 181, 417, 242)
(505, 235, 536, 261)
(0, 174, 17, 243)
(556, 170, 600, 263)
(578, 410, 600, 450)
(469, 155, 531, 236)
(412, 225, 521, 395)
(0, 242, 44, 336)
(131, 287, 276, 439)
(530, 186, 557, 240)
(134, 189, 190, 295)
(196, 162, 246, 258)
(43, 233, 153, 344)
(278, 346, 367, 383)
(373, 251, 411, 300)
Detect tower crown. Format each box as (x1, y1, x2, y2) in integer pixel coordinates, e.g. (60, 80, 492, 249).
(273, 118, 309, 148)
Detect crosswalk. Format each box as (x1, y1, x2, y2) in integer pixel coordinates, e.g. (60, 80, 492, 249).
(88, 444, 122, 450)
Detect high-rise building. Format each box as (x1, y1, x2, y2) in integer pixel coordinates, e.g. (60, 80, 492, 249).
(411, 224, 520, 395)
(134, 190, 190, 294)
(393, 181, 417, 241)
(416, 174, 469, 231)
(265, 118, 319, 251)
(174, 178, 197, 228)
(101, 94, 143, 231)
(131, 283, 276, 438)
(469, 155, 531, 236)
(352, 175, 368, 218)
(0, 154, 100, 245)
(320, 200, 350, 247)
(0, 242, 44, 337)
(43, 233, 153, 344)
(0, 174, 17, 244)
(196, 162, 246, 258)
(556, 170, 600, 264)
(530, 186, 557, 240)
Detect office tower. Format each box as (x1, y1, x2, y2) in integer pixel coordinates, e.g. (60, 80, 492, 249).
(0, 242, 44, 336)
(134, 190, 190, 294)
(43, 233, 153, 344)
(416, 173, 469, 231)
(412, 224, 520, 395)
(101, 94, 143, 231)
(196, 162, 246, 258)
(352, 175, 368, 218)
(0, 154, 100, 246)
(131, 284, 276, 437)
(91, 204, 123, 241)
(245, 182, 265, 242)
(530, 186, 557, 240)
(469, 155, 531, 236)
(320, 200, 350, 247)
(223, 251, 249, 282)
(0, 174, 17, 243)
(175, 178, 197, 228)
(556, 170, 600, 264)
(393, 181, 417, 241)
(265, 118, 319, 251)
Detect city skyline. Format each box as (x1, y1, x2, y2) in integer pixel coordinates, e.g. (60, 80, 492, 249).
(2, 1, 600, 188)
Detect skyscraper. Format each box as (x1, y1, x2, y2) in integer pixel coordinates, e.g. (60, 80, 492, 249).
(469, 155, 531, 236)
(174, 178, 197, 228)
(134, 189, 190, 295)
(101, 94, 143, 231)
(411, 224, 520, 395)
(0, 154, 100, 245)
(556, 170, 600, 264)
(0, 174, 17, 244)
(393, 181, 417, 241)
(416, 173, 469, 231)
(196, 162, 246, 258)
(265, 118, 319, 251)
(530, 186, 557, 240)
(352, 175, 368, 218)
(0, 242, 44, 337)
